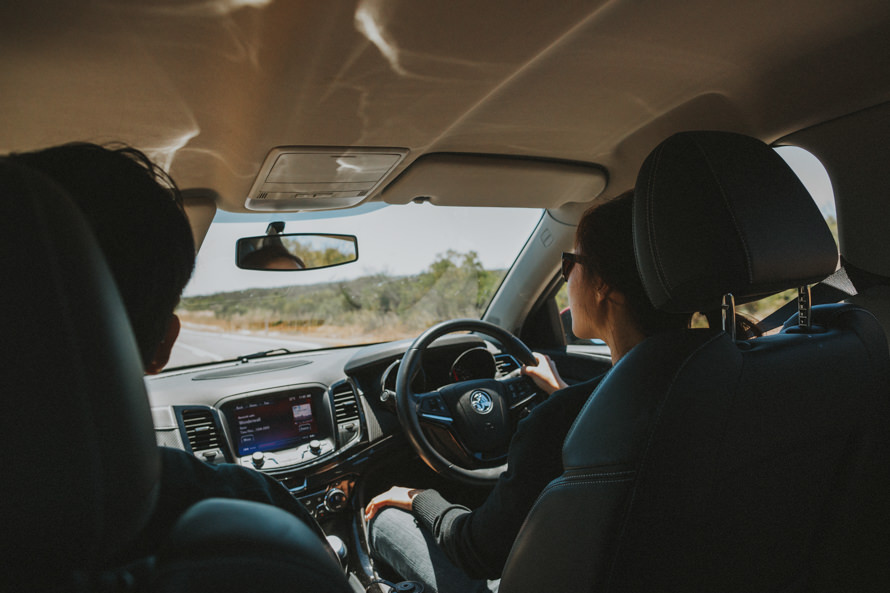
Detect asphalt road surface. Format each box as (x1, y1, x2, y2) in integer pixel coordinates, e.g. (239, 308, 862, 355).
(167, 327, 331, 368)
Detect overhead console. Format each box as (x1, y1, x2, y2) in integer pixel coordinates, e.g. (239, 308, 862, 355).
(244, 146, 408, 211)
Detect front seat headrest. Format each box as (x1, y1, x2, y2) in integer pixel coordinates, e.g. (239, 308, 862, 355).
(0, 160, 160, 580)
(634, 131, 838, 313)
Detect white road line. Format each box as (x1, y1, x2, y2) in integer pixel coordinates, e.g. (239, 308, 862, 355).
(178, 328, 324, 350)
(172, 340, 224, 361)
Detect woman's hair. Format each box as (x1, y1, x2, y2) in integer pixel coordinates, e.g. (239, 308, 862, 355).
(575, 190, 692, 336)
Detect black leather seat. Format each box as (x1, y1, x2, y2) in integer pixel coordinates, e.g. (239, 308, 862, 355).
(0, 159, 160, 591)
(0, 160, 350, 592)
(153, 498, 351, 593)
(499, 132, 890, 592)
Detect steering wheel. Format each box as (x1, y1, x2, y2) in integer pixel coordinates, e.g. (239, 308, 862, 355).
(395, 319, 539, 486)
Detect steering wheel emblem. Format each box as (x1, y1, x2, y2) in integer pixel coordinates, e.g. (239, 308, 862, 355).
(470, 390, 494, 414)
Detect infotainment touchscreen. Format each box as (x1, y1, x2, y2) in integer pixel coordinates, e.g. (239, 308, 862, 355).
(227, 391, 319, 456)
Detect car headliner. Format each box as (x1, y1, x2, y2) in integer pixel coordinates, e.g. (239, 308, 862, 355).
(1, 0, 889, 216)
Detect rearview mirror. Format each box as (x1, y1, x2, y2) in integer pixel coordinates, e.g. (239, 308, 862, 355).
(236, 233, 358, 271)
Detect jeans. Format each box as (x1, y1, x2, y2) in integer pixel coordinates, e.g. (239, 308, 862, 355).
(368, 508, 499, 593)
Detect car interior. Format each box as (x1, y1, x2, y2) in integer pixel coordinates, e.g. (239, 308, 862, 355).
(2, 1, 890, 591)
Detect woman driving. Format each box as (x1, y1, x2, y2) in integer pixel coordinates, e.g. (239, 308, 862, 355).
(364, 190, 693, 592)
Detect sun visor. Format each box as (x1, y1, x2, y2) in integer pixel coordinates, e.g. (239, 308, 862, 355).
(379, 153, 607, 208)
(245, 147, 408, 211)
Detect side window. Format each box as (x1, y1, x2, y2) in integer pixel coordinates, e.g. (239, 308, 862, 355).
(554, 283, 608, 348)
(556, 146, 837, 344)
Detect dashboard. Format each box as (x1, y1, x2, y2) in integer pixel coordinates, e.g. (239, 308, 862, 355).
(145, 333, 523, 518)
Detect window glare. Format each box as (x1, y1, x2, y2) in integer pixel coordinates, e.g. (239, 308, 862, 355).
(775, 146, 836, 220)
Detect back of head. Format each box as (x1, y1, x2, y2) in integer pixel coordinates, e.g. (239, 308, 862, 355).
(575, 190, 691, 336)
(9, 143, 195, 367)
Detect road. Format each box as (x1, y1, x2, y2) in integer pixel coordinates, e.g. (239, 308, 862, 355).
(167, 327, 333, 368)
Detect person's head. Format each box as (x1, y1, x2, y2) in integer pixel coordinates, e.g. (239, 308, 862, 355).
(240, 240, 306, 270)
(9, 142, 195, 372)
(564, 190, 691, 357)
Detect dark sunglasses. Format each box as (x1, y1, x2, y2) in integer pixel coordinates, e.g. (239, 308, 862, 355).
(561, 252, 585, 282)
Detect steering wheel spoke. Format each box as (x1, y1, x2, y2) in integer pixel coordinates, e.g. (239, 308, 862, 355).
(415, 390, 454, 427)
(396, 319, 538, 486)
(499, 375, 539, 409)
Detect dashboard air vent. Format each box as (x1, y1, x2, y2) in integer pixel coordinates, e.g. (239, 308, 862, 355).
(332, 382, 359, 425)
(181, 408, 220, 453)
(495, 354, 520, 377)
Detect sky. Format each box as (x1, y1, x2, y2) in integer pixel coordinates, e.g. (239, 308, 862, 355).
(182, 147, 836, 297)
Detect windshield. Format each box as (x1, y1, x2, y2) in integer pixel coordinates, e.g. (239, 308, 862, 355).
(169, 203, 543, 368)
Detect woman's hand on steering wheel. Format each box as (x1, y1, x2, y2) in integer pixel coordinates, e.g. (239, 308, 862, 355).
(521, 353, 568, 395)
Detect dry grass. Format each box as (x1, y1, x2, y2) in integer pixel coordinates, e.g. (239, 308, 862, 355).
(178, 310, 420, 345)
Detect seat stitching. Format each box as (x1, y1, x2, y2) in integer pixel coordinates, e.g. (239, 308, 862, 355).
(541, 473, 636, 496)
(543, 478, 635, 494)
(560, 470, 636, 480)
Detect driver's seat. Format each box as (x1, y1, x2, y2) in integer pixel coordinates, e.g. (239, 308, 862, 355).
(499, 132, 890, 591)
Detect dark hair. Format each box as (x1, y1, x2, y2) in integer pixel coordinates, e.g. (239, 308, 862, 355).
(575, 190, 692, 336)
(240, 237, 306, 270)
(9, 143, 195, 367)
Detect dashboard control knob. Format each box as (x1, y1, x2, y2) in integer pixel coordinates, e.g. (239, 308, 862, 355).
(324, 487, 348, 512)
(309, 439, 322, 455)
(251, 451, 265, 468)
